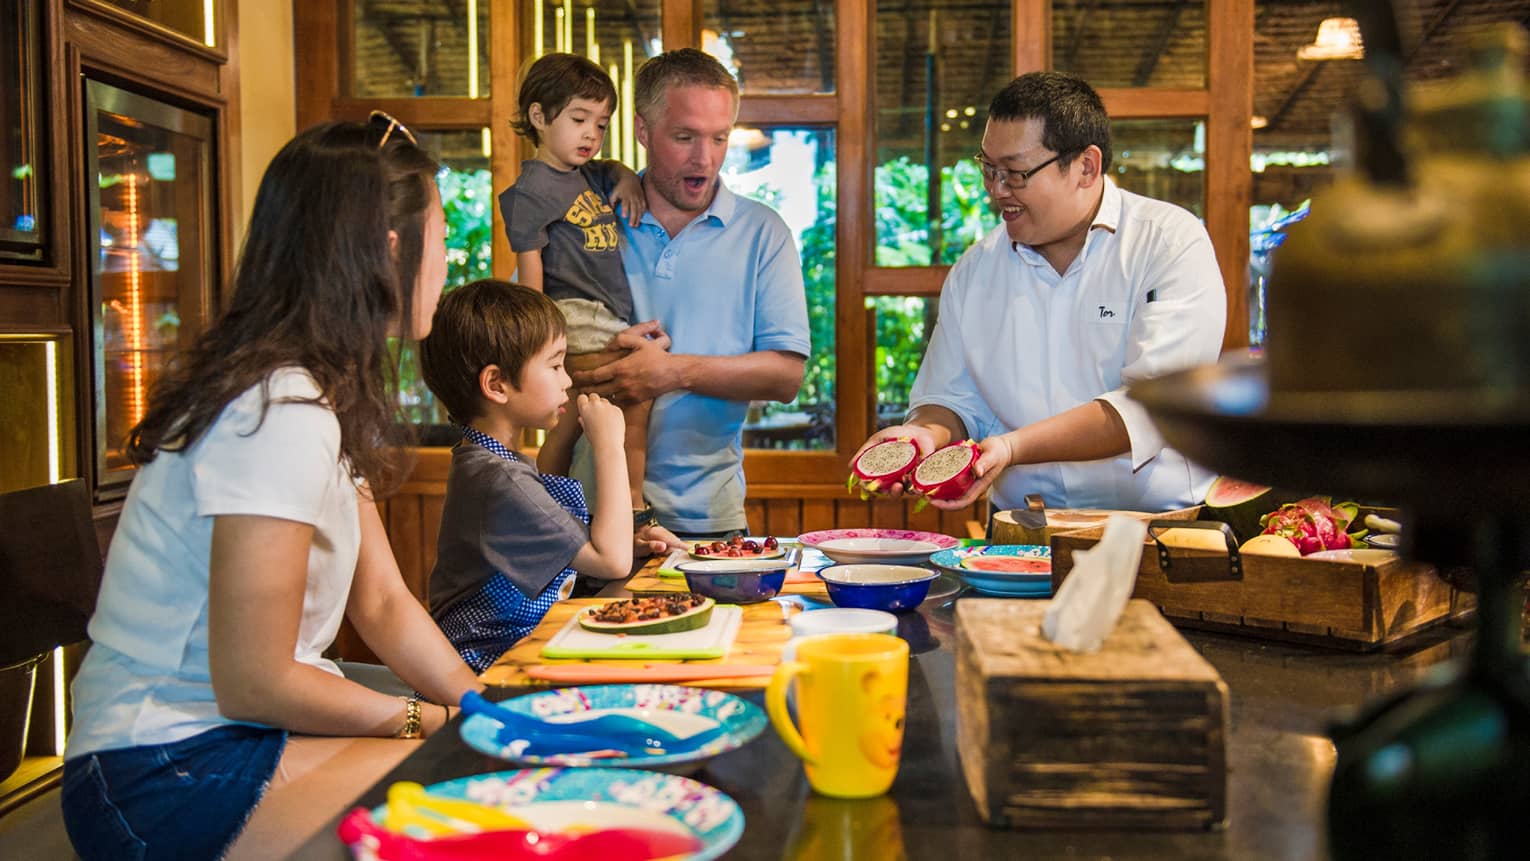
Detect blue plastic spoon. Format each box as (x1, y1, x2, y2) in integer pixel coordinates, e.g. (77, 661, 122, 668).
(460, 691, 726, 757)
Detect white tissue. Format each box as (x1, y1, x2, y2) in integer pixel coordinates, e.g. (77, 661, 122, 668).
(1041, 514, 1147, 652)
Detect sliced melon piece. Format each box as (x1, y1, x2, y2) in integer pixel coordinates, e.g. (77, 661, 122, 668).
(578, 595, 716, 635)
(1154, 527, 1233, 551)
(960, 555, 1052, 574)
(1239, 534, 1301, 557)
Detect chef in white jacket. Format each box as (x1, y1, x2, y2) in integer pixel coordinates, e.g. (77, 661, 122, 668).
(856, 71, 1226, 513)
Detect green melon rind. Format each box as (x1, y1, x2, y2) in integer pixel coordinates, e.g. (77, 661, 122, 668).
(577, 598, 716, 635)
(1201, 477, 1305, 545)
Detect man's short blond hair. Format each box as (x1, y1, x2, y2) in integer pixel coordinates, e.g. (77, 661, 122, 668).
(634, 48, 739, 123)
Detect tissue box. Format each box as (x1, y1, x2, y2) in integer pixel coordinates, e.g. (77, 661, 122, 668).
(955, 599, 1228, 830)
(1049, 506, 1473, 650)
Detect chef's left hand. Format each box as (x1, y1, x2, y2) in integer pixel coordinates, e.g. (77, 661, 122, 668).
(929, 434, 1014, 510)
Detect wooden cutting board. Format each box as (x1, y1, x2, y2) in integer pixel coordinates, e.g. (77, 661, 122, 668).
(540, 604, 743, 660)
(481, 598, 795, 690)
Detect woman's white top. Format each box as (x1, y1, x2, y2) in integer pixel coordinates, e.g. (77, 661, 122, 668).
(67, 369, 361, 758)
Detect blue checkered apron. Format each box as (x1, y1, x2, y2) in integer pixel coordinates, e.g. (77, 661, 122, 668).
(436, 427, 588, 673)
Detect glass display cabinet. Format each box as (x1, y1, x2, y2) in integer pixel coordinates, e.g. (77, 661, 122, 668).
(84, 79, 214, 496)
(92, 0, 217, 48)
(1, 0, 44, 262)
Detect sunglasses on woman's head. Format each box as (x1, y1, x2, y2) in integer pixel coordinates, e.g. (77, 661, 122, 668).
(368, 110, 418, 149)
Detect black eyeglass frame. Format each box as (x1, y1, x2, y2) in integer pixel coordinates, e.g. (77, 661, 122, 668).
(368, 110, 418, 148)
(973, 152, 1067, 190)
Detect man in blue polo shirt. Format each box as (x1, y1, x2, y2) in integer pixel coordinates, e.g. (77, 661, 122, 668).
(573, 49, 810, 538)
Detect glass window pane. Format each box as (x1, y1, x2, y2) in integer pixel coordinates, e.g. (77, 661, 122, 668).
(96, 0, 214, 46)
(874, 0, 1007, 266)
(88, 81, 212, 487)
(869, 296, 932, 429)
(702, 0, 835, 94)
(523, 0, 663, 168)
(725, 127, 835, 451)
(1052, 0, 1206, 88)
(1113, 118, 1203, 217)
(1, 0, 42, 260)
(353, 0, 491, 98)
(398, 129, 494, 428)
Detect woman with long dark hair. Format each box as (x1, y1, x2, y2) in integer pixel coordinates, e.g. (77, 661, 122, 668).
(60, 116, 482, 860)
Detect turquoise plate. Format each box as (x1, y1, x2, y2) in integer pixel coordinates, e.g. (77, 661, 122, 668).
(358, 767, 744, 860)
(459, 684, 766, 768)
(929, 545, 1053, 598)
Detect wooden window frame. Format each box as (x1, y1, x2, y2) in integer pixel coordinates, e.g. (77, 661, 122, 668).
(296, 0, 1252, 491)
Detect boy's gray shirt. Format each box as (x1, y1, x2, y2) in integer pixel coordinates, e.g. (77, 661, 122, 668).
(428, 439, 589, 618)
(498, 159, 634, 323)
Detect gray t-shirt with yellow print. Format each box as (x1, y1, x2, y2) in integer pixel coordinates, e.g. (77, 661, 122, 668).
(499, 159, 634, 323)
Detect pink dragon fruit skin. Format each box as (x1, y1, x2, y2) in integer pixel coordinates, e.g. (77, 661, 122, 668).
(909, 440, 981, 501)
(1259, 496, 1356, 555)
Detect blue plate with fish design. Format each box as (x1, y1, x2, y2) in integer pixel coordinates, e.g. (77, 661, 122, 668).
(358, 767, 744, 860)
(459, 684, 766, 768)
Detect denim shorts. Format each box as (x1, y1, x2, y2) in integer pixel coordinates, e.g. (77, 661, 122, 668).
(61, 724, 287, 861)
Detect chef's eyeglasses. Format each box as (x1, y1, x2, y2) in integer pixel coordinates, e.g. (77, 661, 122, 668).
(973, 152, 1065, 190)
(369, 110, 418, 149)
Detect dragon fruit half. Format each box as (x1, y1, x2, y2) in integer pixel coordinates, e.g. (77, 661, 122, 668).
(1258, 496, 1361, 555)
(909, 439, 982, 502)
(847, 438, 921, 498)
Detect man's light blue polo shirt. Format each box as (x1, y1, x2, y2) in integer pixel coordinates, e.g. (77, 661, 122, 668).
(619, 182, 810, 533)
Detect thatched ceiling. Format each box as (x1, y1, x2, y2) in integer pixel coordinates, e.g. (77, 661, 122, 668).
(352, 1, 1530, 159)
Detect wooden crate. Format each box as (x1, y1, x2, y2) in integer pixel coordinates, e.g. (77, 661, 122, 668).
(955, 599, 1228, 830)
(1049, 506, 1475, 650)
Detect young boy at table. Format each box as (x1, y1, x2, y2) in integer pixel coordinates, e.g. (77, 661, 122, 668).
(500, 52, 654, 508)
(419, 280, 683, 672)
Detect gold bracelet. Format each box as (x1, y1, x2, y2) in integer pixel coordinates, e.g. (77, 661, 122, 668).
(396, 696, 422, 739)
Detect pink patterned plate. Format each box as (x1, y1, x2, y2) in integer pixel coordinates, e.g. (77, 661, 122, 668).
(796, 528, 959, 565)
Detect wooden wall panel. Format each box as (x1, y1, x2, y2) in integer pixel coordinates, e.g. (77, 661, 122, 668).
(801, 499, 835, 533)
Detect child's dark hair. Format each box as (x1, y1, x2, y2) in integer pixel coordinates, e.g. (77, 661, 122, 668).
(126, 119, 440, 496)
(511, 53, 618, 146)
(419, 279, 568, 425)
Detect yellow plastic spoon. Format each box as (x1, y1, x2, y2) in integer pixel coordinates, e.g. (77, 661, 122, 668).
(383, 781, 532, 835)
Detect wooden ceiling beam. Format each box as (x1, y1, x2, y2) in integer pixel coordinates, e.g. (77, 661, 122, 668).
(1062, 0, 1101, 72)
(1268, 61, 1325, 131)
(1405, 0, 1463, 66)
(1132, 0, 1188, 87)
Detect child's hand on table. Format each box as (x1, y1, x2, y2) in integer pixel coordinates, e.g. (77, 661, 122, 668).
(636, 523, 684, 557)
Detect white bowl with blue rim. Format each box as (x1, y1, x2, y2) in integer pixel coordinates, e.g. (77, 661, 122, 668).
(459, 683, 766, 771)
(352, 767, 744, 861)
(929, 544, 1053, 598)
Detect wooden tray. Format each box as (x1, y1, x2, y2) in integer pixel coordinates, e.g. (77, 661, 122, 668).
(481, 598, 794, 690)
(1049, 506, 1475, 650)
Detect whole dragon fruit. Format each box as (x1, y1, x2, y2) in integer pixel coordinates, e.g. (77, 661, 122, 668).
(1259, 497, 1360, 555)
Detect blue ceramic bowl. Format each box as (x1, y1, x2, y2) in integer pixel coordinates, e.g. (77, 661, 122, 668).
(677, 559, 790, 604)
(818, 564, 938, 613)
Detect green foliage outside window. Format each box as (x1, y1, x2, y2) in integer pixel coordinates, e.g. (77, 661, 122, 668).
(868, 157, 994, 418)
(398, 166, 494, 427)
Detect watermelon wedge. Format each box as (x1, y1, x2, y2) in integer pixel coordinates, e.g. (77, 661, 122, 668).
(960, 556, 1051, 574)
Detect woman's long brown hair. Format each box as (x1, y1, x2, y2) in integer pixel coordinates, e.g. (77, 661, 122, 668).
(125, 120, 439, 497)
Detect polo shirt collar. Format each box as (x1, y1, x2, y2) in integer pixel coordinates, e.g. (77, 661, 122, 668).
(634, 175, 737, 233)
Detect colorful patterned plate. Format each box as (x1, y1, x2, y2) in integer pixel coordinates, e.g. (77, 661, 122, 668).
(797, 528, 959, 565)
(353, 767, 745, 861)
(929, 545, 1053, 598)
(459, 684, 766, 768)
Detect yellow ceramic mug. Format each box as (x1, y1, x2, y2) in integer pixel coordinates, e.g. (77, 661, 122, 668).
(766, 632, 909, 798)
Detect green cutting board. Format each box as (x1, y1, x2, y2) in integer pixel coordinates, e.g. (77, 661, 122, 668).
(539, 604, 744, 660)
